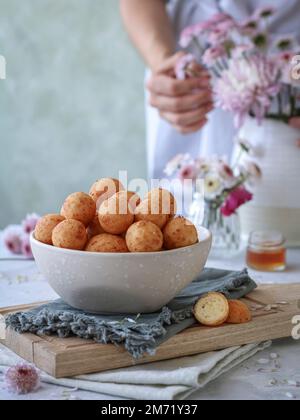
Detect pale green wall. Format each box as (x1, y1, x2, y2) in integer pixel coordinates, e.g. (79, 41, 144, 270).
(0, 0, 147, 228)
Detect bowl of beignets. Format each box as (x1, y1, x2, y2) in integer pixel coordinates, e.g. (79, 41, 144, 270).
(31, 179, 212, 314)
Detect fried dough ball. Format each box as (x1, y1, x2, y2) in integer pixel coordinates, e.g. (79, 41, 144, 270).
(98, 192, 134, 235)
(89, 178, 124, 207)
(87, 214, 105, 239)
(146, 188, 177, 216)
(135, 199, 169, 229)
(85, 234, 128, 253)
(163, 216, 198, 250)
(126, 221, 163, 253)
(127, 191, 141, 212)
(34, 214, 65, 245)
(61, 192, 96, 226)
(194, 293, 230, 327)
(227, 300, 252, 324)
(52, 219, 87, 250)
(115, 190, 141, 214)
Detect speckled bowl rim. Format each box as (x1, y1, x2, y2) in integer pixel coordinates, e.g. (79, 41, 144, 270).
(30, 227, 212, 258)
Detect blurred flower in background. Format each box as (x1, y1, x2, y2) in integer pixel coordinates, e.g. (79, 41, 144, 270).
(3, 213, 40, 259)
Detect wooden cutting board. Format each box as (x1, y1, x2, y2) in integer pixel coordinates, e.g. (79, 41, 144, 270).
(1, 284, 300, 378)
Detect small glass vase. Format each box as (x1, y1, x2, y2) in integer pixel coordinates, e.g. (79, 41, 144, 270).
(189, 194, 241, 258)
(204, 202, 241, 258)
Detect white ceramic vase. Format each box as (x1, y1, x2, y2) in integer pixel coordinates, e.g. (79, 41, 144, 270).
(237, 117, 300, 247)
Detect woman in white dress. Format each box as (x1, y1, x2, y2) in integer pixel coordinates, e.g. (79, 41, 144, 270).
(120, 0, 300, 179)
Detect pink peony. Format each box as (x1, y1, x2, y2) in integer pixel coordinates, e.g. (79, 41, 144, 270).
(178, 164, 197, 182)
(203, 46, 226, 66)
(5, 364, 40, 394)
(3, 226, 22, 255)
(21, 235, 34, 259)
(215, 54, 281, 128)
(175, 54, 197, 80)
(221, 187, 253, 217)
(22, 213, 40, 235)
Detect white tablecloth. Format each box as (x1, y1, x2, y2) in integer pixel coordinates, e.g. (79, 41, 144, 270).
(0, 237, 300, 400)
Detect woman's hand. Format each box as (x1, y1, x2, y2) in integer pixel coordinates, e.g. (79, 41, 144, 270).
(147, 53, 214, 134)
(120, 1, 213, 134)
(289, 117, 300, 147)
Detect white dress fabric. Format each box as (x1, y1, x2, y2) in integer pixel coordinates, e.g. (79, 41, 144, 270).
(146, 0, 300, 179)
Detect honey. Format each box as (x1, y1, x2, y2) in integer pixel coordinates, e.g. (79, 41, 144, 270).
(246, 231, 286, 272)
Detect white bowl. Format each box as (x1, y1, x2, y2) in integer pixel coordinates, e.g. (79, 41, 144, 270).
(30, 228, 212, 314)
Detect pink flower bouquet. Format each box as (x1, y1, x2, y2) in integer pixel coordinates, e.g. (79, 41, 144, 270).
(165, 144, 260, 217)
(177, 6, 300, 128)
(165, 147, 260, 253)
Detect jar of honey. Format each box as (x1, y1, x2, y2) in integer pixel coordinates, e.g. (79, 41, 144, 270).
(246, 231, 286, 272)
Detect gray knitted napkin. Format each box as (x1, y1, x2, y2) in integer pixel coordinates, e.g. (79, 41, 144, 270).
(6, 268, 256, 359)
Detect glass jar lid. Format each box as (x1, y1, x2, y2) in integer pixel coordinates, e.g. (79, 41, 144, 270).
(248, 230, 286, 250)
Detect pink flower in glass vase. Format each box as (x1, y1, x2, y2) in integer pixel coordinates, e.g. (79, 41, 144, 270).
(178, 164, 197, 182)
(221, 187, 253, 217)
(203, 46, 226, 66)
(3, 226, 22, 255)
(22, 213, 40, 235)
